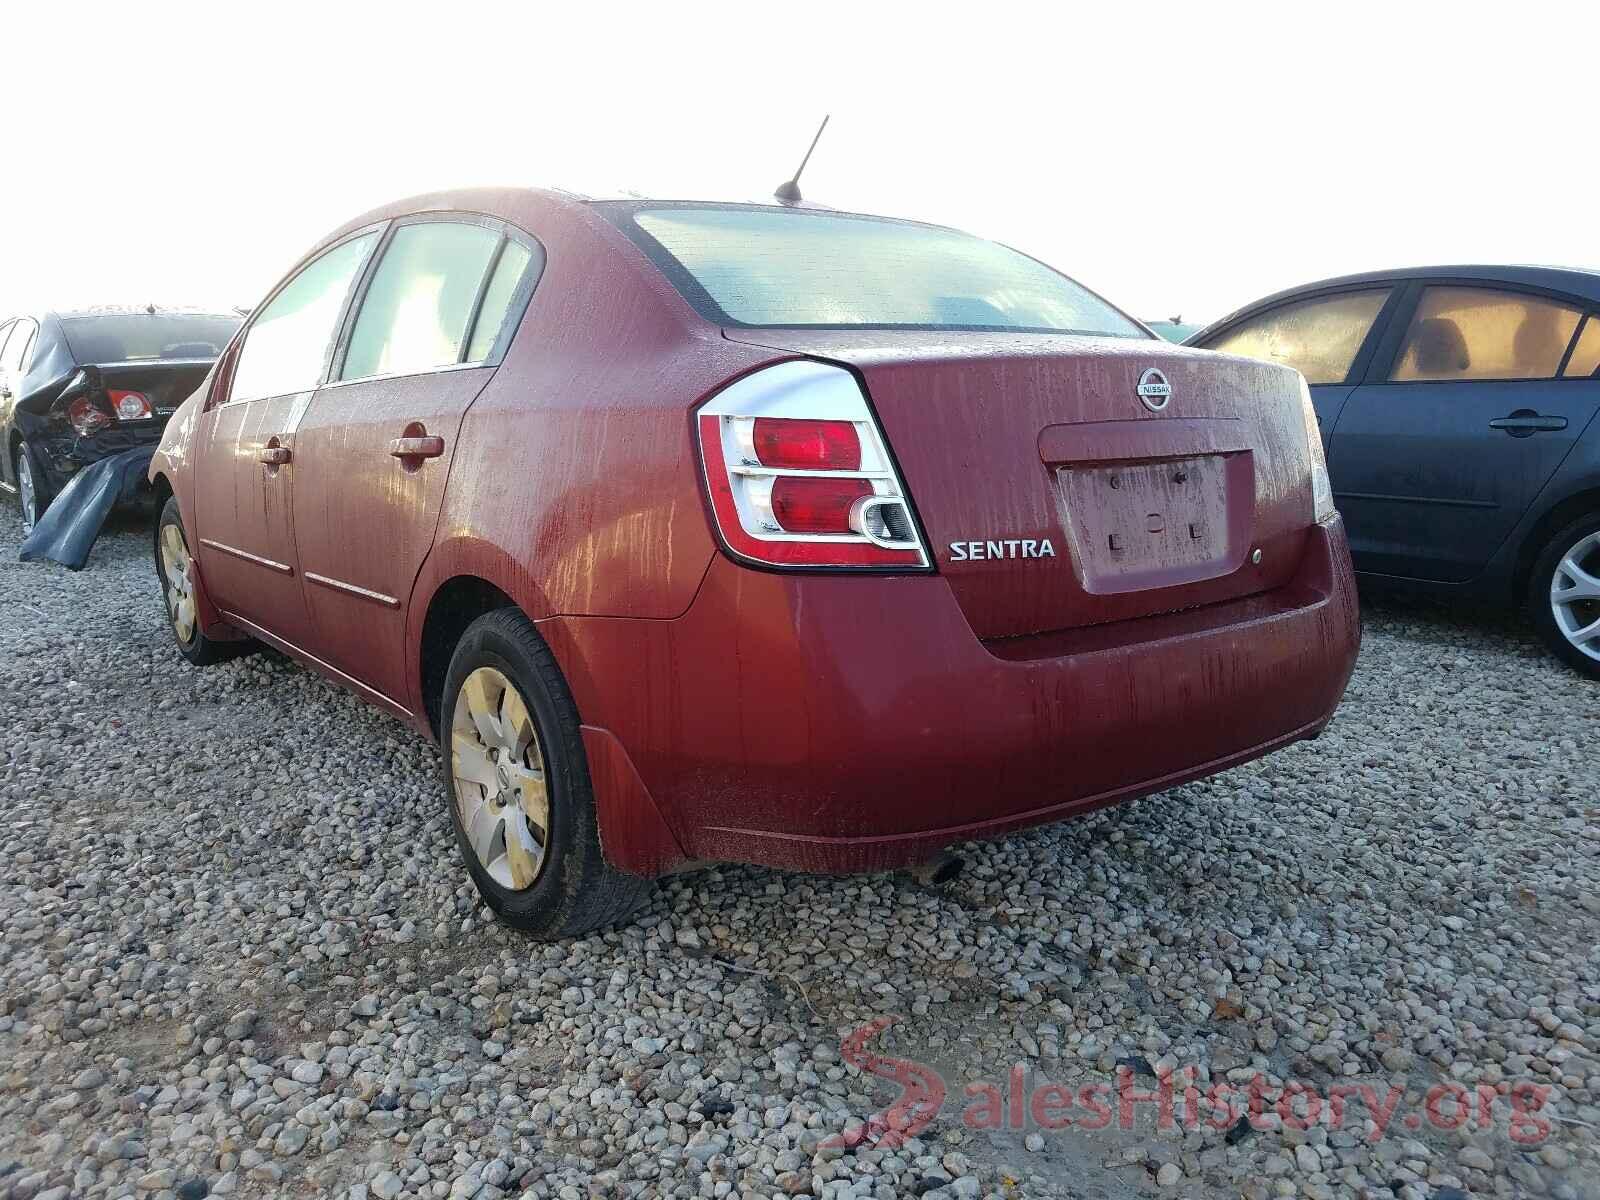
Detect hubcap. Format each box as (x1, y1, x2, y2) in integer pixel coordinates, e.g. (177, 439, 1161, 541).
(17, 453, 36, 532)
(1550, 530, 1600, 662)
(159, 524, 197, 645)
(450, 666, 550, 891)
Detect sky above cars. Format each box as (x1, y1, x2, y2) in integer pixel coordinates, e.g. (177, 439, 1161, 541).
(6, 1, 1594, 328)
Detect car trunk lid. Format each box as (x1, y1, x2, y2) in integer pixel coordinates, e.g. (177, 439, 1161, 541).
(726, 329, 1318, 640)
(93, 360, 215, 416)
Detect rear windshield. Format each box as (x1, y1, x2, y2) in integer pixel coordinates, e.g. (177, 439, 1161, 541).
(60, 314, 241, 364)
(615, 206, 1146, 337)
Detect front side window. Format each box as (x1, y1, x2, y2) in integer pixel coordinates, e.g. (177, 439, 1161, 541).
(1206, 290, 1391, 385)
(1390, 287, 1583, 382)
(616, 205, 1145, 337)
(341, 222, 504, 380)
(231, 233, 378, 402)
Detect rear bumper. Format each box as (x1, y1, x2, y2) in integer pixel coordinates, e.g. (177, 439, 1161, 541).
(32, 420, 168, 495)
(540, 516, 1360, 876)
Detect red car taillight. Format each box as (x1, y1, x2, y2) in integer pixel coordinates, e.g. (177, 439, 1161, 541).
(752, 417, 861, 471)
(696, 360, 929, 569)
(67, 397, 113, 436)
(108, 389, 153, 420)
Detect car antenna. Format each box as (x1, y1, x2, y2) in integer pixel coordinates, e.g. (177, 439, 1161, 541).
(774, 115, 829, 206)
(146, 303, 156, 314)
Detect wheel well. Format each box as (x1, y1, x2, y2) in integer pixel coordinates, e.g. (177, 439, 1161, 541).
(149, 472, 174, 508)
(1514, 487, 1600, 606)
(418, 576, 517, 738)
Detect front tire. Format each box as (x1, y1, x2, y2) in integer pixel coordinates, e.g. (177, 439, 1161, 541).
(442, 608, 650, 938)
(155, 497, 251, 666)
(1528, 512, 1600, 680)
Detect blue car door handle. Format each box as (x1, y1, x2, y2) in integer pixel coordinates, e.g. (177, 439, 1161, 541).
(1489, 411, 1568, 437)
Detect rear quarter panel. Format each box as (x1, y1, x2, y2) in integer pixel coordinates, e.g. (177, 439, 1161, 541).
(1486, 440, 1600, 600)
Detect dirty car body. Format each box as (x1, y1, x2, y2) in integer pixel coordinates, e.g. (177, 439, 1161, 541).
(149, 188, 1359, 933)
(1, 308, 240, 529)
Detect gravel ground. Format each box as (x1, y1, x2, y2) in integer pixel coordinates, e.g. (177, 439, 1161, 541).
(1, 502, 1597, 1200)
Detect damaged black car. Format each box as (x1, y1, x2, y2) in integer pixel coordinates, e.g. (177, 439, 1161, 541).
(1, 307, 240, 533)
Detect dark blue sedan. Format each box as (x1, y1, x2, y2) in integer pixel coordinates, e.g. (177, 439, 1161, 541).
(1189, 266, 1600, 678)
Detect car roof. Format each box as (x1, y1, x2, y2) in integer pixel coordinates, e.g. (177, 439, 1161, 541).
(1193, 265, 1600, 344)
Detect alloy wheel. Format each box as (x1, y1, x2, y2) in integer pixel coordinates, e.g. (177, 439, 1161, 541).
(159, 524, 198, 645)
(450, 666, 551, 890)
(16, 451, 36, 533)
(1550, 530, 1600, 662)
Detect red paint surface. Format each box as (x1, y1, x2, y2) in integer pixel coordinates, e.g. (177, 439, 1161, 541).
(152, 187, 1360, 879)
(539, 518, 1358, 873)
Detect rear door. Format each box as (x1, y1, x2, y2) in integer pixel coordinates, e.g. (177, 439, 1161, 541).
(193, 231, 380, 645)
(290, 216, 542, 707)
(1329, 284, 1600, 581)
(1196, 286, 1398, 453)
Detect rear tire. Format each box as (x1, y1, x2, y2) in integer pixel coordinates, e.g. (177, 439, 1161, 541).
(442, 608, 651, 938)
(13, 440, 50, 535)
(155, 497, 251, 666)
(1528, 512, 1600, 681)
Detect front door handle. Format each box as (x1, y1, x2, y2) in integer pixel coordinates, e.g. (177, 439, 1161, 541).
(389, 436, 445, 460)
(258, 445, 292, 465)
(1489, 411, 1568, 437)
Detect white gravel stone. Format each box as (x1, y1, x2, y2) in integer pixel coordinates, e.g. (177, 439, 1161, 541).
(0, 503, 1595, 1200)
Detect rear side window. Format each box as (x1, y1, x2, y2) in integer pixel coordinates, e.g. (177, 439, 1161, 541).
(0, 321, 24, 373)
(620, 206, 1145, 337)
(1205, 290, 1390, 385)
(1561, 315, 1600, 378)
(1390, 287, 1583, 382)
(232, 233, 378, 402)
(13, 322, 37, 373)
(466, 241, 535, 362)
(341, 222, 503, 381)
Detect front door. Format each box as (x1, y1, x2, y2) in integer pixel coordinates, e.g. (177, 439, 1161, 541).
(1330, 285, 1600, 581)
(289, 217, 540, 708)
(192, 230, 380, 644)
(193, 389, 317, 645)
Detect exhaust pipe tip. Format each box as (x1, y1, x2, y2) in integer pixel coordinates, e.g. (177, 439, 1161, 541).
(910, 851, 965, 888)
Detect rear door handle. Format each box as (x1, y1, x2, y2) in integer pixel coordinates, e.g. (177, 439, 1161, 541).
(258, 445, 291, 465)
(389, 436, 445, 460)
(1489, 412, 1568, 436)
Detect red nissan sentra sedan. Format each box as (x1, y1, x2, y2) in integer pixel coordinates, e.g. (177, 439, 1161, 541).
(150, 189, 1359, 937)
